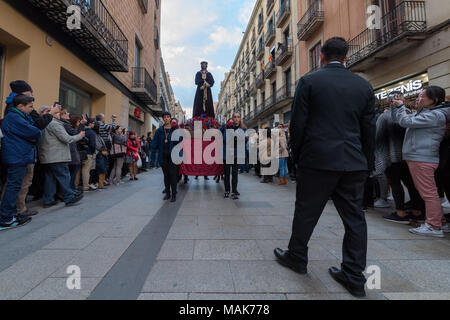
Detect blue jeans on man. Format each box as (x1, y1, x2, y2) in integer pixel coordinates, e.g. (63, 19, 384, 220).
(43, 163, 75, 205)
(0, 165, 28, 224)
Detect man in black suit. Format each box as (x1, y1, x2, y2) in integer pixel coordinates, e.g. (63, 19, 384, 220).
(274, 37, 375, 298)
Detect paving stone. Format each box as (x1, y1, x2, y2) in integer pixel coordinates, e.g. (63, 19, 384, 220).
(51, 237, 135, 278)
(197, 216, 247, 228)
(102, 216, 152, 238)
(157, 240, 194, 260)
(194, 240, 264, 260)
(21, 277, 101, 300)
(189, 293, 286, 300)
(229, 261, 327, 293)
(0, 249, 78, 299)
(138, 293, 189, 300)
(244, 215, 293, 226)
(167, 225, 224, 240)
(256, 240, 339, 261)
(221, 225, 280, 240)
(44, 222, 114, 250)
(142, 261, 234, 293)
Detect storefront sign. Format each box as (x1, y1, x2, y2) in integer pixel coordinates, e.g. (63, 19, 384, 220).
(375, 74, 428, 101)
(134, 108, 141, 118)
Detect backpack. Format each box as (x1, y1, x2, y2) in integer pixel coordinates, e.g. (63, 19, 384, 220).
(95, 134, 106, 152)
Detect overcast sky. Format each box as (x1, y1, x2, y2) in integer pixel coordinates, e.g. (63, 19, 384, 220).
(161, 0, 256, 118)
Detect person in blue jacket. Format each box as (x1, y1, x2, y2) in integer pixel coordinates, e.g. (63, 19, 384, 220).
(0, 95, 41, 230)
(151, 112, 181, 202)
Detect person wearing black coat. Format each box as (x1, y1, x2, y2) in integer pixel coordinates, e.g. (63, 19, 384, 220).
(274, 38, 376, 298)
(96, 148, 109, 189)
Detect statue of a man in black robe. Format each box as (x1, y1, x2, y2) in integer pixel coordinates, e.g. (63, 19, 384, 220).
(193, 61, 215, 118)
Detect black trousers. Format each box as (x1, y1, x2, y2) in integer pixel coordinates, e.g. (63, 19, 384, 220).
(161, 154, 178, 195)
(288, 167, 368, 288)
(385, 161, 425, 212)
(224, 163, 238, 193)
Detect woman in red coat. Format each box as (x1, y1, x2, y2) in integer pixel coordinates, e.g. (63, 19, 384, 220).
(126, 131, 140, 181)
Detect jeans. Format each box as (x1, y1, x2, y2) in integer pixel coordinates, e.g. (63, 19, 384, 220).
(0, 165, 28, 223)
(224, 162, 239, 193)
(279, 158, 288, 178)
(43, 163, 75, 205)
(69, 164, 80, 192)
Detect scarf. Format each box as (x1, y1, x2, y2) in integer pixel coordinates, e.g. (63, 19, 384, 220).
(129, 137, 138, 148)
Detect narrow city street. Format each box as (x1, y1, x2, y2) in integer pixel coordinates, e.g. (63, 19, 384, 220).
(1, 170, 450, 300)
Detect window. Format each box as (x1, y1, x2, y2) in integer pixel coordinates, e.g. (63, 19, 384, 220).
(309, 41, 321, 72)
(134, 41, 142, 68)
(59, 81, 91, 116)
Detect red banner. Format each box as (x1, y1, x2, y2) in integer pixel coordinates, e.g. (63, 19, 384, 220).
(179, 139, 224, 176)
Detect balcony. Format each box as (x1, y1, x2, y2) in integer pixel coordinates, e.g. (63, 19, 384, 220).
(276, 0, 291, 28)
(23, 0, 128, 72)
(276, 83, 295, 104)
(265, 25, 276, 46)
(244, 90, 250, 102)
(132, 67, 158, 105)
(258, 15, 264, 32)
(297, 0, 324, 41)
(347, 1, 427, 71)
(256, 72, 265, 88)
(249, 81, 257, 95)
(250, 56, 256, 71)
(154, 26, 160, 49)
(264, 60, 276, 79)
(267, 0, 275, 15)
(275, 40, 293, 66)
(256, 44, 265, 60)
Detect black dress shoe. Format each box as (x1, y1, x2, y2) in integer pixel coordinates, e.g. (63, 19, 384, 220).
(43, 201, 58, 208)
(163, 193, 171, 201)
(273, 248, 307, 275)
(204, 176, 209, 180)
(162, 189, 167, 194)
(170, 194, 176, 202)
(328, 267, 366, 298)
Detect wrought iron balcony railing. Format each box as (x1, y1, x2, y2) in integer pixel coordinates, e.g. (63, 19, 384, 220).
(264, 60, 276, 79)
(256, 72, 265, 88)
(267, 0, 275, 15)
(297, 0, 324, 41)
(265, 25, 276, 46)
(276, 0, 291, 27)
(256, 43, 265, 60)
(347, 1, 426, 68)
(132, 67, 158, 105)
(258, 14, 264, 32)
(250, 55, 257, 70)
(276, 84, 295, 104)
(275, 40, 293, 66)
(24, 0, 129, 72)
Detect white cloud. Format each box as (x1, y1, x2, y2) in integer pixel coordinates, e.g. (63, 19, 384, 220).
(203, 26, 243, 54)
(239, 0, 256, 26)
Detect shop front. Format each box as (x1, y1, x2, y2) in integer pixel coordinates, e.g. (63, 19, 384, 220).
(374, 73, 429, 110)
(128, 104, 145, 136)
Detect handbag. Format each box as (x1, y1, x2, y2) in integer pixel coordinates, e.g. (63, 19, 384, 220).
(111, 143, 126, 159)
(137, 154, 142, 168)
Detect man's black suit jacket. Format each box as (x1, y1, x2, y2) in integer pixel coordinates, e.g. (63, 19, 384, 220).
(290, 63, 375, 172)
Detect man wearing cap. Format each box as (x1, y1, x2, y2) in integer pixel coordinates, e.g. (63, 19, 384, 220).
(193, 61, 215, 118)
(3, 81, 60, 217)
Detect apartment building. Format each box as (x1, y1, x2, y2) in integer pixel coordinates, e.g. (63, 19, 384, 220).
(218, 0, 299, 130)
(0, 0, 163, 135)
(217, 70, 236, 123)
(296, 0, 450, 109)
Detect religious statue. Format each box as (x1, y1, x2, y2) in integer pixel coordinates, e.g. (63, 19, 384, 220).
(193, 61, 215, 118)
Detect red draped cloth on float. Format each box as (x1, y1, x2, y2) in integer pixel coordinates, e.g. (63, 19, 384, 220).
(179, 139, 224, 176)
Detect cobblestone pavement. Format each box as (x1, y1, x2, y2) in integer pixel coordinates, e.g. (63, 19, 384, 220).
(1, 169, 450, 300)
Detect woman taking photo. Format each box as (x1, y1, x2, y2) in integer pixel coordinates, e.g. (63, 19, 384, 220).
(392, 86, 450, 237)
(126, 131, 140, 181)
(110, 126, 127, 184)
(221, 112, 246, 200)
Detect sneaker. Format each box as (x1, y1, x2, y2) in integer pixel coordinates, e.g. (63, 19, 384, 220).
(409, 223, 444, 238)
(65, 195, 83, 207)
(19, 210, 39, 217)
(231, 193, 239, 200)
(89, 184, 97, 190)
(387, 194, 394, 201)
(408, 212, 426, 223)
(442, 200, 450, 209)
(224, 192, 230, 199)
(374, 198, 391, 208)
(440, 223, 450, 233)
(43, 201, 58, 208)
(0, 216, 32, 231)
(383, 212, 410, 224)
(235, 191, 240, 196)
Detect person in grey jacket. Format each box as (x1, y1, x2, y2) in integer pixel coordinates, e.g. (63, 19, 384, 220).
(39, 112, 85, 208)
(391, 86, 450, 237)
